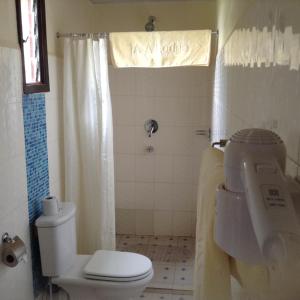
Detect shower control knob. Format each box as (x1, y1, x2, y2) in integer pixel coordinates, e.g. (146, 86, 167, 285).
(144, 119, 158, 137)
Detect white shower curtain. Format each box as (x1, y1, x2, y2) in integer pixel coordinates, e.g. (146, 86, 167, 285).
(63, 36, 115, 254)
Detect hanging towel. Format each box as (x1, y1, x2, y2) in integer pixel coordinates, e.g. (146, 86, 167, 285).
(194, 147, 231, 300)
(194, 147, 270, 300)
(109, 30, 212, 68)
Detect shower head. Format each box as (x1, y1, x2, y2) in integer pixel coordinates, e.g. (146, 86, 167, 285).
(145, 16, 156, 32)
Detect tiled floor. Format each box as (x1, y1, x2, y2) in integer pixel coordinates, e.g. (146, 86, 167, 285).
(116, 235, 195, 299)
(133, 293, 193, 300)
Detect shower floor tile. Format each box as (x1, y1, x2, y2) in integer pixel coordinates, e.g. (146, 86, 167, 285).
(116, 235, 195, 292)
(132, 292, 193, 300)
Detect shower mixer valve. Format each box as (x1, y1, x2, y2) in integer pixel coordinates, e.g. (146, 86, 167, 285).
(144, 119, 158, 138)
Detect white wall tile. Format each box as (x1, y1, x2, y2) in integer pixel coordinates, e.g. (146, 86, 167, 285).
(173, 156, 194, 183)
(113, 95, 135, 126)
(6, 102, 25, 158)
(111, 67, 212, 236)
(116, 154, 135, 181)
(154, 211, 173, 236)
(135, 96, 155, 126)
(173, 97, 192, 126)
(136, 210, 154, 235)
(172, 212, 192, 236)
(0, 48, 22, 104)
(116, 209, 136, 234)
(155, 126, 174, 155)
(116, 182, 135, 209)
(172, 184, 193, 212)
(154, 183, 173, 210)
(0, 157, 27, 221)
(46, 98, 62, 142)
(172, 127, 193, 155)
(109, 67, 135, 95)
(135, 182, 155, 210)
(0, 104, 8, 160)
(154, 97, 176, 126)
(154, 155, 173, 183)
(135, 155, 155, 182)
(135, 69, 158, 97)
(190, 97, 211, 126)
(114, 125, 135, 154)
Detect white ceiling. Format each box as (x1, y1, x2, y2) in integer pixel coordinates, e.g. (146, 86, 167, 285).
(90, 0, 214, 4)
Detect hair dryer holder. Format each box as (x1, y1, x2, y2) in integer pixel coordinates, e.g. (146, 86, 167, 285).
(215, 178, 300, 265)
(215, 185, 264, 264)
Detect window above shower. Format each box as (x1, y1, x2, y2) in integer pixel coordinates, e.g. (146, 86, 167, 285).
(15, 0, 50, 94)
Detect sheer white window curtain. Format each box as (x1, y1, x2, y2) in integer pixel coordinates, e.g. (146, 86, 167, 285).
(63, 36, 115, 253)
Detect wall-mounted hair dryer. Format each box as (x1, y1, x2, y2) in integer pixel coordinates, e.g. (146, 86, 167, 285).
(215, 128, 300, 265)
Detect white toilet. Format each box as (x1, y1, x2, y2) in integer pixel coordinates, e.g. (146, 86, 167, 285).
(35, 202, 153, 300)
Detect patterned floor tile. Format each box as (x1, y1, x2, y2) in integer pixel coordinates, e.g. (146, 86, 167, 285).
(133, 293, 193, 300)
(148, 236, 178, 246)
(173, 264, 194, 290)
(116, 235, 195, 292)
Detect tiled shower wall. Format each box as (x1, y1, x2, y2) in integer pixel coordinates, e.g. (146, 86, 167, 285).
(110, 67, 212, 236)
(212, 0, 300, 177)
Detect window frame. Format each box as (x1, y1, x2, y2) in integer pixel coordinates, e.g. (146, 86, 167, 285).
(15, 0, 50, 94)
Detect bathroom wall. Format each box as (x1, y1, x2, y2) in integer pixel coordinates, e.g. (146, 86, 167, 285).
(216, 0, 255, 51)
(110, 67, 212, 236)
(0, 44, 34, 300)
(45, 0, 96, 57)
(213, 0, 300, 177)
(92, 1, 216, 32)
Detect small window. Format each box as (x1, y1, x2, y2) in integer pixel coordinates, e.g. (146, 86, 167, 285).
(15, 0, 50, 94)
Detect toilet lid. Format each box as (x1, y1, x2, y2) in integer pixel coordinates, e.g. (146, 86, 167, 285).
(83, 250, 152, 281)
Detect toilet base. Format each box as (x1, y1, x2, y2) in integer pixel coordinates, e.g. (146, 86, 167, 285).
(52, 255, 153, 300)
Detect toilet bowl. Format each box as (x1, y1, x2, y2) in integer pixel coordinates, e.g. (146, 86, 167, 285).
(53, 253, 153, 300)
(35, 202, 153, 300)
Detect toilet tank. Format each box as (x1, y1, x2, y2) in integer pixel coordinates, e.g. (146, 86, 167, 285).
(35, 202, 77, 277)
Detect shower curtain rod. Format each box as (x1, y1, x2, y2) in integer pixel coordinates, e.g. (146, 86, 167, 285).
(56, 30, 219, 39)
(56, 32, 108, 39)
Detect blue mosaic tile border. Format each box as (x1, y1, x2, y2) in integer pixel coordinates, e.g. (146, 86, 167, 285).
(22, 93, 49, 297)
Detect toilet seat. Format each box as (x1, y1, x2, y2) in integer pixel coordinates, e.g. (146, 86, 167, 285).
(83, 250, 152, 282)
(85, 269, 153, 282)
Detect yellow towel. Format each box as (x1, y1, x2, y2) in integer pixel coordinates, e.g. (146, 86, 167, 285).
(230, 258, 269, 299)
(194, 147, 269, 300)
(194, 147, 231, 300)
(109, 30, 211, 68)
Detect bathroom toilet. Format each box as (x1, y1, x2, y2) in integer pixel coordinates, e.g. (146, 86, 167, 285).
(35, 202, 153, 300)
